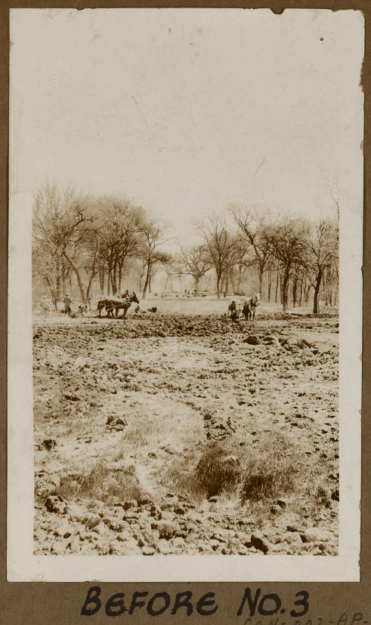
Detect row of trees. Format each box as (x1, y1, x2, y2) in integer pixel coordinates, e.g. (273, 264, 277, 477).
(191, 205, 339, 313)
(33, 185, 171, 307)
(33, 184, 339, 313)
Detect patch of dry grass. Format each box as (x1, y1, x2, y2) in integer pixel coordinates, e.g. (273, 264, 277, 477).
(56, 461, 142, 504)
(122, 423, 156, 447)
(162, 431, 333, 516)
(161, 457, 206, 504)
(241, 434, 300, 502)
(120, 404, 203, 450)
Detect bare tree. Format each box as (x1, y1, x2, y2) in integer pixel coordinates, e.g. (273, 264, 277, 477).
(267, 217, 309, 311)
(161, 254, 184, 292)
(33, 184, 88, 307)
(230, 236, 251, 295)
(178, 245, 212, 292)
(197, 215, 241, 298)
(306, 218, 339, 314)
(93, 196, 144, 296)
(229, 204, 273, 296)
(139, 214, 171, 298)
(33, 187, 147, 302)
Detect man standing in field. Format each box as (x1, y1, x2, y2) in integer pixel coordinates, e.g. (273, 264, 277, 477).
(228, 300, 239, 322)
(40, 296, 51, 317)
(121, 289, 130, 306)
(63, 293, 73, 316)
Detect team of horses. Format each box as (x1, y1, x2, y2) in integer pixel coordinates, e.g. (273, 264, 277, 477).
(229, 293, 260, 322)
(97, 292, 139, 319)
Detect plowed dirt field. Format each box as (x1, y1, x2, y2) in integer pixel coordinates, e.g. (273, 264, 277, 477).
(34, 312, 339, 556)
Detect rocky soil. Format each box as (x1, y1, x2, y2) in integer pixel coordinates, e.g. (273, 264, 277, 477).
(33, 313, 339, 556)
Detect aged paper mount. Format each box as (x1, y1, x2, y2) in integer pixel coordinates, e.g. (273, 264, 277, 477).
(7, 8, 363, 581)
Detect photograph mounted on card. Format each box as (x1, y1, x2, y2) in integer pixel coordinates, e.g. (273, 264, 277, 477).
(8, 7, 363, 582)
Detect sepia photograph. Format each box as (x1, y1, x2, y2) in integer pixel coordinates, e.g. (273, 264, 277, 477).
(8, 8, 363, 581)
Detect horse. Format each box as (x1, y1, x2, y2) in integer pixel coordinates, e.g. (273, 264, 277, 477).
(97, 292, 139, 319)
(242, 293, 261, 321)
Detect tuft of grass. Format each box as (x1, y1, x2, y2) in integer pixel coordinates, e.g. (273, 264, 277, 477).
(195, 445, 241, 498)
(161, 456, 207, 504)
(161, 431, 332, 516)
(56, 461, 142, 504)
(241, 434, 300, 502)
(187, 434, 302, 502)
(121, 410, 201, 450)
(314, 485, 331, 507)
(122, 424, 152, 447)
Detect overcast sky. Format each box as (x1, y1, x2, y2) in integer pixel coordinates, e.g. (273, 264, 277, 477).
(10, 8, 364, 244)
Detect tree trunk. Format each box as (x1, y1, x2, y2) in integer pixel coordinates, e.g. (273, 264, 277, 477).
(63, 253, 86, 301)
(237, 265, 242, 293)
(282, 269, 290, 311)
(225, 272, 229, 296)
(118, 264, 123, 293)
(292, 276, 297, 308)
(313, 269, 323, 314)
(148, 267, 152, 294)
(45, 276, 58, 311)
(86, 258, 97, 301)
(142, 260, 151, 298)
(107, 264, 112, 296)
(299, 279, 303, 307)
(138, 265, 143, 292)
(61, 260, 66, 297)
(275, 272, 279, 304)
(259, 265, 264, 297)
(99, 266, 105, 295)
(56, 261, 62, 302)
(267, 270, 272, 302)
(216, 273, 222, 299)
(111, 262, 117, 295)
(219, 275, 224, 297)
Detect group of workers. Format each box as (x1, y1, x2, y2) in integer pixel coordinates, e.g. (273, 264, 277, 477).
(39, 294, 91, 317)
(40, 290, 131, 317)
